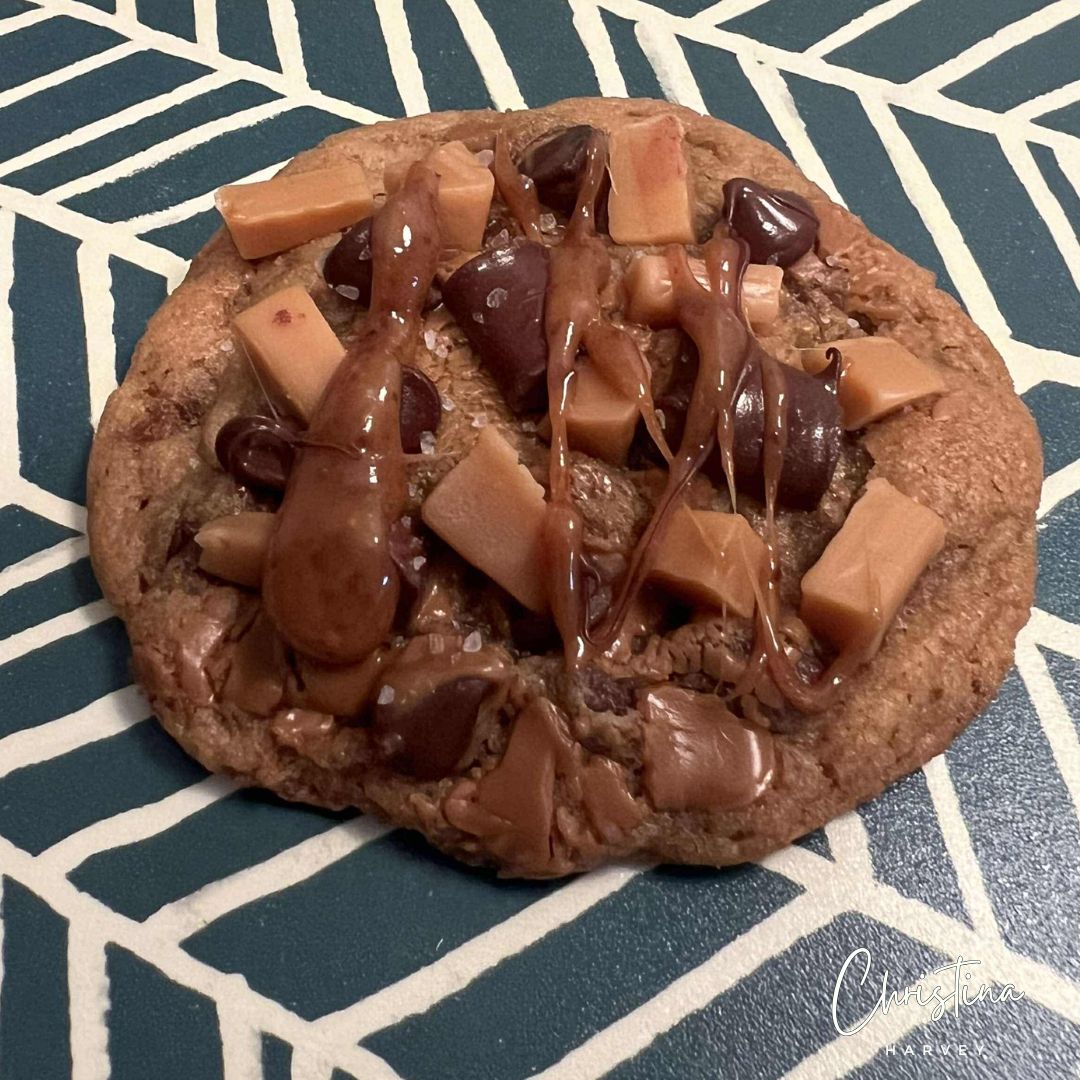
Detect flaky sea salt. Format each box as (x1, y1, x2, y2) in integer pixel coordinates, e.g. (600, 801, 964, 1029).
(440, 395, 456, 412)
(219, 339, 235, 353)
(424, 329, 437, 351)
(475, 149, 495, 167)
(486, 287, 508, 308)
(377, 685, 395, 705)
(335, 284, 361, 301)
(520, 419, 537, 433)
(462, 630, 482, 653)
(540, 213, 557, 232)
(472, 312, 485, 324)
(489, 228, 510, 248)
(419, 430, 437, 455)
(847, 317, 860, 329)
(471, 414, 489, 429)
(412, 555, 427, 571)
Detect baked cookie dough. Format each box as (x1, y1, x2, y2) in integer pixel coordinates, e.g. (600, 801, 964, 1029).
(88, 98, 1041, 876)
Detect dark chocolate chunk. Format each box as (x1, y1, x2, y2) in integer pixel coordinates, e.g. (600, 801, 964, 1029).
(373, 676, 492, 780)
(442, 242, 550, 413)
(400, 366, 441, 453)
(518, 125, 595, 216)
(732, 345, 842, 509)
(723, 178, 818, 267)
(214, 415, 297, 493)
(322, 217, 373, 304)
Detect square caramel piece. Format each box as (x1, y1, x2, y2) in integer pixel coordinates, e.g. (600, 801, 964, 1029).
(608, 114, 695, 246)
(233, 285, 345, 421)
(565, 363, 639, 466)
(800, 337, 946, 429)
(216, 163, 373, 260)
(800, 477, 946, 655)
(650, 506, 767, 618)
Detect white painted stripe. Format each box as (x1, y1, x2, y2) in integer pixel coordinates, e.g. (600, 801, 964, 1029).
(805, 0, 924, 59)
(0, 209, 19, 499)
(1027, 606, 1080, 661)
(0, 836, 405, 1080)
(193, 0, 219, 54)
(267, 0, 309, 92)
(1016, 632, 1080, 826)
(0, 685, 148, 780)
(142, 817, 390, 938)
(534, 889, 844, 1080)
(77, 241, 117, 430)
(0, 42, 142, 111)
(68, 926, 110, 1080)
(823, 811, 875, 880)
(0, 598, 114, 667)
(693, 0, 777, 24)
(290, 1045, 341, 1080)
(908, 0, 1080, 92)
(44, 99, 296, 202)
(316, 863, 644, 1042)
(0, 8, 55, 34)
(0, 71, 232, 181)
(1009, 75, 1080, 123)
(570, 0, 629, 98)
(9, 534, 83, 607)
(1002, 340, 1080, 394)
(634, 22, 707, 114)
(218, 997, 264, 1080)
(443, 0, 527, 110)
(39, 775, 237, 875)
(375, 0, 430, 116)
(736, 59, 846, 204)
(113, 0, 136, 19)
(7, 478, 88, 535)
(921, 756, 1003, 943)
(0, 181, 187, 284)
(1039, 458, 1080, 521)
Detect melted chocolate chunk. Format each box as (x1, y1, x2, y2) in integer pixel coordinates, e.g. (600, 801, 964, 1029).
(322, 217, 373, 304)
(732, 345, 842, 509)
(400, 366, 441, 453)
(723, 178, 818, 267)
(215, 415, 297, 493)
(373, 675, 491, 780)
(442, 242, 550, 412)
(518, 125, 598, 216)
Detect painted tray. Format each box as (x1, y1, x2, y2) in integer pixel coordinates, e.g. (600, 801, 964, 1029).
(1, 2, 1078, 1077)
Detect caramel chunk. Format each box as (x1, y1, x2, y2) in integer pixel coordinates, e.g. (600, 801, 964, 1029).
(623, 255, 780, 329)
(195, 511, 275, 588)
(421, 427, 548, 612)
(800, 336, 946, 430)
(232, 285, 345, 422)
(800, 477, 946, 655)
(385, 141, 494, 251)
(565, 363, 638, 465)
(293, 650, 385, 716)
(640, 686, 776, 811)
(216, 163, 373, 260)
(607, 115, 694, 246)
(650, 506, 767, 618)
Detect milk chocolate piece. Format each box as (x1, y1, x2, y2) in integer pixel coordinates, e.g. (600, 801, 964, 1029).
(723, 178, 818, 267)
(565, 363, 639, 466)
(214, 414, 298, 494)
(385, 141, 494, 251)
(441, 242, 550, 412)
(640, 686, 776, 811)
(232, 285, 345, 422)
(322, 217, 373, 304)
(800, 336, 946, 429)
(421, 426, 549, 612)
(517, 124, 598, 216)
(801, 477, 945, 655)
(650, 506, 767, 618)
(217, 163, 373, 260)
(223, 610, 286, 716)
(400, 366, 441, 453)
(623, 255, 780, 330)
(608, 115, 695, 246)
(195, 511, 275, 588)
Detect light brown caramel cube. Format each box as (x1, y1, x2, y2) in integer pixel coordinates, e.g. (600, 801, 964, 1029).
(799, 336, 946, 429)
(565, 364, 639, 465)
(232, 285, 345, 421)
(800, 477, 945, 655)
(623, 255, 779, 329)
(608, 115, 695, 246)
(385, 141, 494, 252)
(195, 511, 275, 588)
(216, 164, 372, 260)
(421, 427, 549, 612)
(650, 506, 767, 617)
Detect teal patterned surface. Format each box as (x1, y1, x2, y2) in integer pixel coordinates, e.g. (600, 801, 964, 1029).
(0, 2, 1078, 1077)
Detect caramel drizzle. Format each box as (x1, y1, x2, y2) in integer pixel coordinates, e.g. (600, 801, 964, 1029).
(492, 131, 543, 243)
(262, 165, 441, 663)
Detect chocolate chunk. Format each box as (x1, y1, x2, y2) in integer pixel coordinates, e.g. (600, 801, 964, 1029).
(518, 125, 597, 216)
(732, 345, 843, 510)
(399, 366, 441, 453)
(322, 217, 373, 304)
(723, 178, 818, 267)
(441, 242, 550, 413)
(373, 675, 492, 780)
(215, 414, 298, 493)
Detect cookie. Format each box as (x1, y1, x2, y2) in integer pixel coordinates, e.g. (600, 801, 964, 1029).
(87, 98, 1041, 877)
